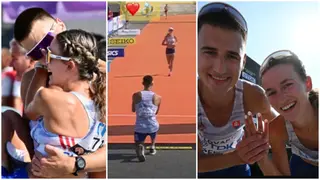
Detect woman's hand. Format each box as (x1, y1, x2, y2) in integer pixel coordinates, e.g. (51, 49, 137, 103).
(234, 112, 270, 165)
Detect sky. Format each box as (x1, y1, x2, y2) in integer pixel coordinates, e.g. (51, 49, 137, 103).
(198, 1, 320, 88)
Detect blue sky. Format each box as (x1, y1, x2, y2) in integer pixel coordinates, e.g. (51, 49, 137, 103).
(198, 1, 320, 88)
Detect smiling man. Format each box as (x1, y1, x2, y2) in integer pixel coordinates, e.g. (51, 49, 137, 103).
(197, 2, 280, 177)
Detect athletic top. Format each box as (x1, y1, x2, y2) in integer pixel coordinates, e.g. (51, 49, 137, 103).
(285, 121, 318, 162)
(166, 35, 176, 47)
(12, 80, 21, 98)
(134, 90, 159, 134)
(198, 79, 246, 155)
(2, 69, 16, 97)
(30, 91, 106, 157)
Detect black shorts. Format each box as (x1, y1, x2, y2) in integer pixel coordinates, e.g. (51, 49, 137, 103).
(166, 48, 175, 55)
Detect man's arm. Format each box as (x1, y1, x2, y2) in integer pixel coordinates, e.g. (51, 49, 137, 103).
(21, 68, 36, 106)
(77, 145, 106, 172)
(24, 68, 48, 119)
(198, 134, 269, 173)
(198, 141, 243, 173)
(154, 94, 161, 115)
(132, 93, 136, 112)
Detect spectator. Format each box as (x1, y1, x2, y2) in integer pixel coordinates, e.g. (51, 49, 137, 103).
(9, 39, 36, 113)
(92, 33, 105, 42)
(108, 7, 113, 20)
(2, 48, 15, 107)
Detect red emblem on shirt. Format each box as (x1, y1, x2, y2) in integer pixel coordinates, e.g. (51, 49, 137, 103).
(232, 120, 241, 128)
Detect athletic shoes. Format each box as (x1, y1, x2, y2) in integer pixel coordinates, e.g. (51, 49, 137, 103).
(136, 144, 146, 162)
(149, 148, 156, 155)
(168, 72, 172, 76)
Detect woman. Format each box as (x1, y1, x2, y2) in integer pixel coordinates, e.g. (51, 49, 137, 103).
(161, 27, 177, 76)
(251, 50, 318, 177)
(24, 29, 106, 178)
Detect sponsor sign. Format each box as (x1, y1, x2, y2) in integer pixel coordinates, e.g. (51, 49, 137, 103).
(108, 37, 136, 46)
(117, 29, 141, 36)
(241, 71, 256, 84)
(108, 48, 125, 58)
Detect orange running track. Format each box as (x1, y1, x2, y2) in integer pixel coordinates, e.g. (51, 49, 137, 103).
(108, 15, 196, 144)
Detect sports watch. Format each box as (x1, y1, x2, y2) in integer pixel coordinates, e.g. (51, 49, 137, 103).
(72, 156, 86, 176)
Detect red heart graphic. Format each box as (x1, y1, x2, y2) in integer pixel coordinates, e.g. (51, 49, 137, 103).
(126, 2, 140, 16)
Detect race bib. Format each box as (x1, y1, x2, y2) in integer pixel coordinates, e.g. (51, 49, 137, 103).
(69, 122, 106, 156)
(199, 130, 243, 155)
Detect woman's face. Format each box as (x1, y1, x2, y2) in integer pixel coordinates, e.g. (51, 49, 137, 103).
(168, 29, 173, 35)
(261, 64, 312, 122)
(47, 37, 70, 87)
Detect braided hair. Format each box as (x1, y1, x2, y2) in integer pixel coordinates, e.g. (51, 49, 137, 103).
(56, 29, 106, 122)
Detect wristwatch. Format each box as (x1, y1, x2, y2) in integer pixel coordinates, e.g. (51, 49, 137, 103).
(72, 156, 86, 176)
(34, 61, 47, 69)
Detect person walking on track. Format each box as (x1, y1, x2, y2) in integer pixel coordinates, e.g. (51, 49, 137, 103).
(162, 27, 178, 76)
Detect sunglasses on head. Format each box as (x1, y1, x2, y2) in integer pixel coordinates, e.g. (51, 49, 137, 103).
(46, 47, 71, 65)
(198, 2, 248, 33)
(261, 50, 298, 68)
(26, 23, 56, 60)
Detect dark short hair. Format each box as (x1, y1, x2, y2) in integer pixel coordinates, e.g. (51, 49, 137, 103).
(14, 7, 54, 43)
(92, 33, 105, 42)
(198, 11, 247, 42)
(97, 39, 106, 61)
(143, 75, 153, 86)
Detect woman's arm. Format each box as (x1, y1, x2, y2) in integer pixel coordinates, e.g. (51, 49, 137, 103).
(162, 37, 167, 46)
(245, 83, 291, 176)
(258, 116, 291, 176)
(25, 85, 76, 130)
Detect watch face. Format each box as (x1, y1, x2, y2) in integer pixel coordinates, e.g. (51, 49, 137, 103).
(78, 158, 86, 169)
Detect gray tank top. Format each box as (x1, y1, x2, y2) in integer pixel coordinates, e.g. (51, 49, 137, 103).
(285, 121, 318, 162)
(134, 91, 159, 133)
(198, 79, 246, 155)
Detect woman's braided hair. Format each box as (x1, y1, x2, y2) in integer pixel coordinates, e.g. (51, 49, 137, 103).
(56, 29, 106, 122)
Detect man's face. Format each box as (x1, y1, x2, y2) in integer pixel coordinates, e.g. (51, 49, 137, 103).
(20, 18, 65, 61)
(198, 24, 246, 94)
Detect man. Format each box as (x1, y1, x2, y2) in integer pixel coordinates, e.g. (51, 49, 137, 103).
(9, 7, 106, 177)
(98, 39, 106, 61)
(197, 2, 279, 177)
(132, 75, 161, 162)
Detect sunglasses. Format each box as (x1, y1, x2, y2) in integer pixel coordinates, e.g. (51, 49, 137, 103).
(198, 2, 248, 33)
(46, 47, 71, 65)
(261, 50, 298, 68)
(26, 23, 56, 60)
